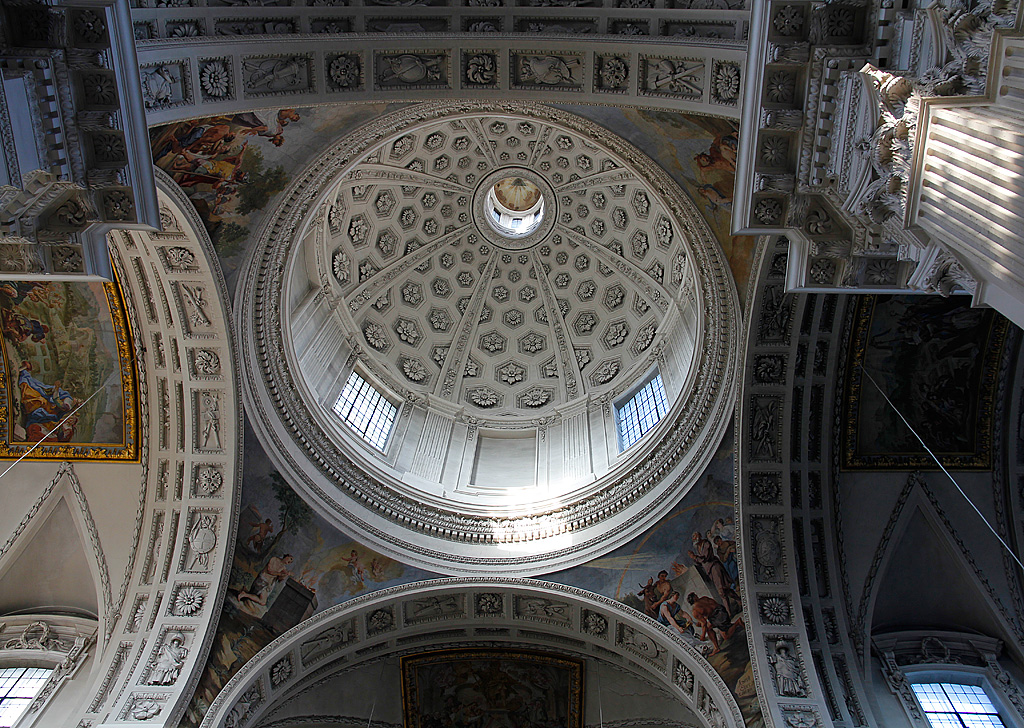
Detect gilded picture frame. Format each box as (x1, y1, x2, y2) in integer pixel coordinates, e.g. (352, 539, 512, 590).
(401, 648, 584, 728)
(0, 280, 139, 461)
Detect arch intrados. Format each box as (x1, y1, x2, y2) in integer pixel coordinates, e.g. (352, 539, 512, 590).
(200, 579, 744, 728)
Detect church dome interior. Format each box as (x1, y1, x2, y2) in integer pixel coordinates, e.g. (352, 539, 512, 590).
(2, 1, 1024, 728)
(253, 102, 737, 573)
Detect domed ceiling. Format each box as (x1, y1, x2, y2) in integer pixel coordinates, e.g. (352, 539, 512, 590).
(325, 115, 686, 418)
(241, 102, 739, 574)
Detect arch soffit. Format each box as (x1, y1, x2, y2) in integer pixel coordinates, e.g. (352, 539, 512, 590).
(201, 579, 744, 728)
(81, 171, 244, 727)
(734, 236, 822, 728)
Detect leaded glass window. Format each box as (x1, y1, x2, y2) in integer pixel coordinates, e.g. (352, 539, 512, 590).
(911, 682, 1006, 728)
(617, 373, 668, 451)
(0, 667, 52, 727)
(333, 371, 398, 452)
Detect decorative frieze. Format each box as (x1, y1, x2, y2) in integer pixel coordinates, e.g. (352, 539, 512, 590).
(512, 52, 583, 89)
(640, 55, 705, 99)
(376, 51, 450, 89)
(135, 37, 745, 124)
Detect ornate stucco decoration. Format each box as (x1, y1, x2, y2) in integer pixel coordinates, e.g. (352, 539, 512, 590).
(240, 101, 740, 575)
(0, 616, 97, 717)
(312, 116, 688, 419)
(734, 0, 1014, 298)
(62, 179, 243, 728)
(874, 630, 1024, 724)
(200, 579, 746, 728)
(0, 0, 161, 279)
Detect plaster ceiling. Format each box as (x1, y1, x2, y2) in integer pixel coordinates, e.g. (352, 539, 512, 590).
(0, 499, 98, 618)
(322, 112, 688, 418)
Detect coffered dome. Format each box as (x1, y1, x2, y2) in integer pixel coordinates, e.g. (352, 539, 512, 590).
(324, 115, 689, 418)
(240, 102, 739, 574)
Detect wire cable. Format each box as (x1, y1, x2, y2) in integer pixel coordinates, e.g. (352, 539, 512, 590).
(0, 386, 105, 480)
(862, 367, 1024, 574)
(367, 656, 388, 728)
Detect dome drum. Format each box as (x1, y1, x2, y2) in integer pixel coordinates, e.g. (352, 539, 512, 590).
(240, 102, 739, 574)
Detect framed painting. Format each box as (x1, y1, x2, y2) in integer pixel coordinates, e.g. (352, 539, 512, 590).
(401, 648, 584, 728)
(841, 295, 1007, 470)
(0, 280, 139, 461)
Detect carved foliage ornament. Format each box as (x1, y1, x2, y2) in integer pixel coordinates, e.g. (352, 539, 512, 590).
(172, 585, 206, 616)
(200, 60, 231, 99)
(0, 619, 94, 713)
(328, 55, 361, 90)
(102, 190, 133, 221)
(599, 56, 629, 90)
(753, 198, 784, 225)
(466, 53, 498, 86)
(712, 62, 742, 105)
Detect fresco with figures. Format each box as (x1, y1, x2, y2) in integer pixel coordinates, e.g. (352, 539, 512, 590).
(182, 424, 438, 727)
(150, 103, 756, 305)
(154, 102, 761, 727)
(150, 103, 407, 290)
(558, 105, 757, 305)
(546, 431, 763, 728)
(843, 295, 1008, 469)
(0, 281, 137, 461)
(184, 424, 761, 728)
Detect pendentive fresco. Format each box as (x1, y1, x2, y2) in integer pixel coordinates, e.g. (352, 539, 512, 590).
(183, 422, 762, 728)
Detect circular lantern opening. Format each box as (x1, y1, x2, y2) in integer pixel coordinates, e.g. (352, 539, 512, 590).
(485, 176, 545, 238)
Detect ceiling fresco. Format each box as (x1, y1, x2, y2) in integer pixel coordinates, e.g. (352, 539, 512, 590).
(149, 102, 409, 289)
(182, 422, 439, 727)
(181, 422, 762, 728)
(841, 295, 1008, 470)
(547, 426, 762, 728)
(0, 281, 138, 461)
(148, 102, 756, 308)
(152, 100, 761, 727)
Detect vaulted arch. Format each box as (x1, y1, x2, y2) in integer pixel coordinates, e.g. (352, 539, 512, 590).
(202, 580, 745, 728)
